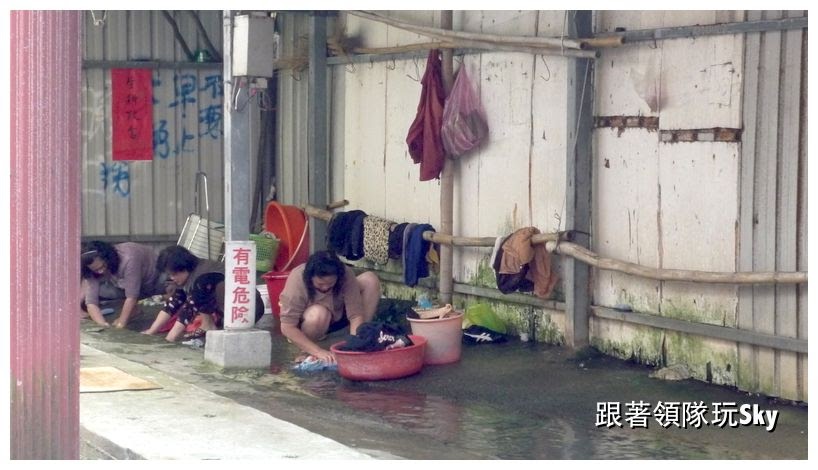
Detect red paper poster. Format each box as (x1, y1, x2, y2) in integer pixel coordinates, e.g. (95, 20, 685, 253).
(111, 69, 153, 160)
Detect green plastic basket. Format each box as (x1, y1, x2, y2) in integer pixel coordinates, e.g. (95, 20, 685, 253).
(250, 234, 280, 272)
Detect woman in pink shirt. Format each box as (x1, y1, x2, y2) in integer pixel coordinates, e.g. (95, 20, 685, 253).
(81, 240, 167, 328)
(278, 250, 381, 363)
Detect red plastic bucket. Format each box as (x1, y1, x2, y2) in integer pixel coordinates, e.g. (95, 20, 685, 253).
(261, 270, 291, 318)
(264, 202, 310, 271)
(331, 335, 427, 381)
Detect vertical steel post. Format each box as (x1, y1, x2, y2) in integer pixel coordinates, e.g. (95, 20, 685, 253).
(564, 11, 594, 349)
(223, 10, 252, 242)
(308, 12, 329, 251)
(438, 10, 455, 304)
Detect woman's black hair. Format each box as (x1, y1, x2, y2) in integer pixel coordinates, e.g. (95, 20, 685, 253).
(156, 245, 199, 274)
(302, 250, 346, 300)
(81, 241, 120, 279)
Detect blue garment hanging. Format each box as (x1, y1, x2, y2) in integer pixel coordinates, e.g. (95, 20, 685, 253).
(403, 223, 435, 287)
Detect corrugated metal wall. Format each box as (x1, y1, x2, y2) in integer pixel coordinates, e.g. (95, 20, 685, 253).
(275, 12, 312, 207)
(592, 10, 808, 401)
(11, 10, 83, 459)
(737, 10, 808, 401)
(81, 10, 225, 241)
(591, 10, 745, 392)
(279, 10, 807, 401)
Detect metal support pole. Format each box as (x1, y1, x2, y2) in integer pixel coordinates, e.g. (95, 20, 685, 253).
(223, 10, 252, 241)
(438, 10, 455, 305)
(564, 10, 594, 349)
(308, 12, 329, 251)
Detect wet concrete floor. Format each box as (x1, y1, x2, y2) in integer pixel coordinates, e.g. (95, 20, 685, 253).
(80, 303, 808, 460)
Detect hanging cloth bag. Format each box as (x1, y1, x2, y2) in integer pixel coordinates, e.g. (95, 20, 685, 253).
(441, 66, 489, 158)
(406, 50, 446, 181)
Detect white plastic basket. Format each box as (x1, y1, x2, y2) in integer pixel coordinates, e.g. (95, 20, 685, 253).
(177, 213, 225, 261)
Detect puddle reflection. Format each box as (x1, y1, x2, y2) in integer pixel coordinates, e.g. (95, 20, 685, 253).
(264, 329, 805, 459)
(336, 386, 464, 441)
(294, 373, 751, 459)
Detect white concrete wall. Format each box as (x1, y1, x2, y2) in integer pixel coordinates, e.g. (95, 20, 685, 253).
(329, 10, 804, 399)
(339, 11, 572, 288)
(592, 11, 744, 389)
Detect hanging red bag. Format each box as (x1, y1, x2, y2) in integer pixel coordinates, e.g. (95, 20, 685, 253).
(441, 66, 489, 158)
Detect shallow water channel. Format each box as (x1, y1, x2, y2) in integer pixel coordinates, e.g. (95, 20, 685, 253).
(83, 309, 808, 460)
(265, 335, 807, 459)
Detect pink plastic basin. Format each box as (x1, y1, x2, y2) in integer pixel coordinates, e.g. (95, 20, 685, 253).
(408, 311, 464, 365)
(331, 335, 427, 381)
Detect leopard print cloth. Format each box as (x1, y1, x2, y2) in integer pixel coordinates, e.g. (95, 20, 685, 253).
(362, 215, 394, 265)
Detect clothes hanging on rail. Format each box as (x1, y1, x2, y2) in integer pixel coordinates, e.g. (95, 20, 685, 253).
(406, 49, 446, 181)
(403, 223, 436, 287)
(401, 222, 417, 270)
(326, 210, 368, 260)
(363, 215, 394, 265)
(345, 212, 367, 261)
(388, 222, 409, 260)
(493, 227, 558, 298)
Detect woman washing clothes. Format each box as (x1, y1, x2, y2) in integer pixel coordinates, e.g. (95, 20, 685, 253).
(141, 245, 264, 342)
(278, 250, 381, 363)
(81, 241, 167, 328)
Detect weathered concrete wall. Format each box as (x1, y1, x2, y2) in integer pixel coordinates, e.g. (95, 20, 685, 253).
(338, 10, 572, 344)
(328, 10, 806, 401)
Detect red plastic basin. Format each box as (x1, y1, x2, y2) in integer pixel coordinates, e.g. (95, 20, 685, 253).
(261, 270, 291, 318)
(330, 335, 427, 381)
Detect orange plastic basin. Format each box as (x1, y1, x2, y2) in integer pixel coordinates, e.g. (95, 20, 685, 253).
(263, 202, 309, 271)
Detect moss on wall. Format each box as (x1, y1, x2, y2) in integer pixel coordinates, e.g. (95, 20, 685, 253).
(590, 325, 664, 366)
(661, 296, 735, 327)
(470, 256, 499, 289)
(380, 274, 743, 393)
(380, 281, 433, 303)
(616, 289, 659, 315)
(664, 331, 737, 386)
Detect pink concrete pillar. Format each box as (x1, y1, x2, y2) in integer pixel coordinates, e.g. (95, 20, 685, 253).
(10, 10, 83, 459)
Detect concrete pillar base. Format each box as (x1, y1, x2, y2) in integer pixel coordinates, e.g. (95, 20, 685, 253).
(204, 329, 271, 369)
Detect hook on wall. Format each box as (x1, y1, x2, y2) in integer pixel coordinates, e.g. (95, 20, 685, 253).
(386, 58, 396, 70)
(407, 55, 421, 82)
(453, 54, 464, 73)
(90, 10, 107, 27)
(538, 55, 551, 81)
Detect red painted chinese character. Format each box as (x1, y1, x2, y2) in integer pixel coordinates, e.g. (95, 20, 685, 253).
(232, 247, 252, 265)
(232, 286, 251, 304)
(231, 267, 251, 284)
(231, 305, 249, 322)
